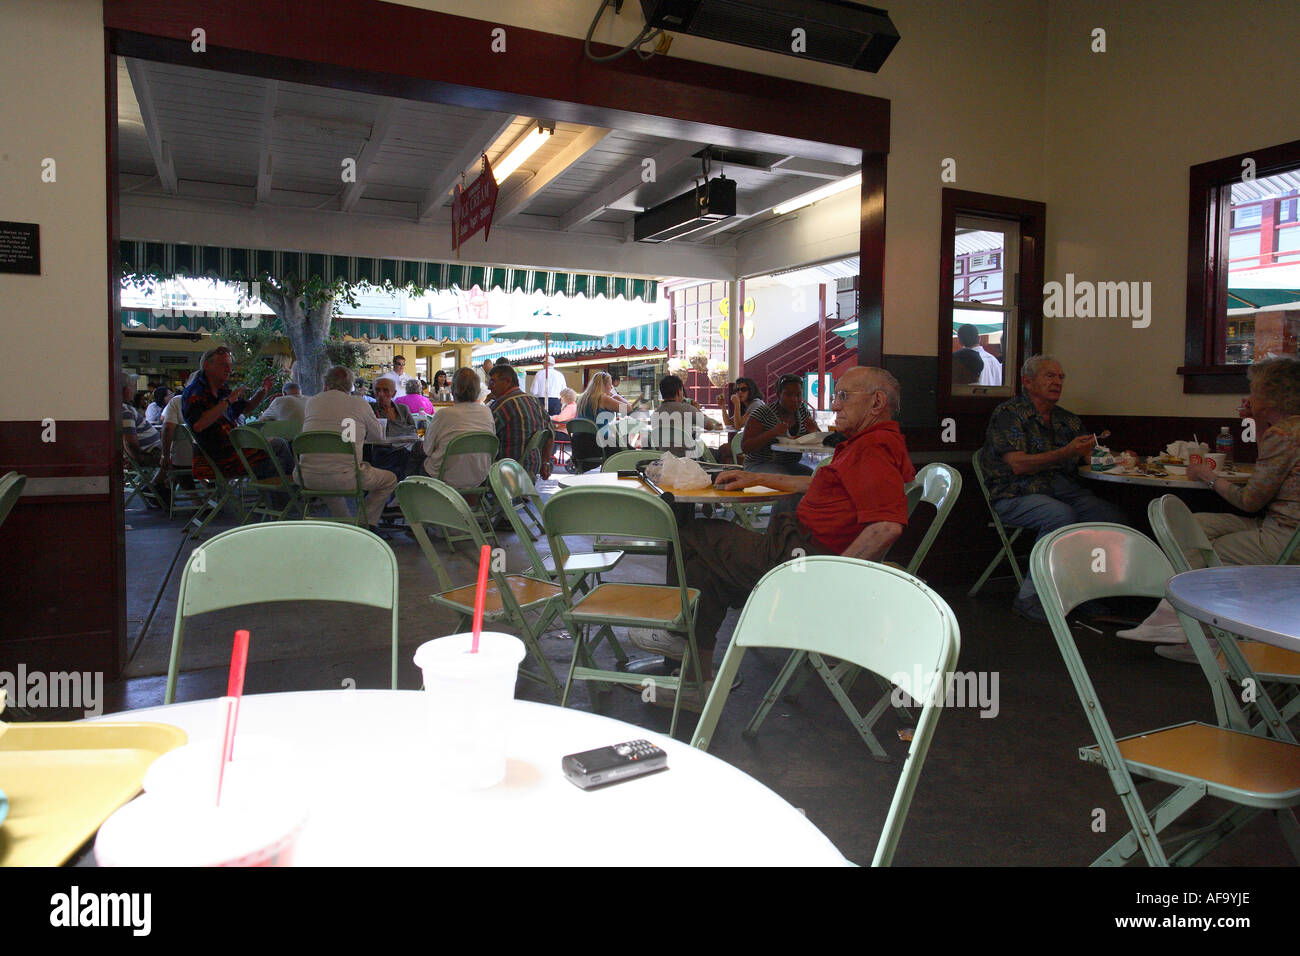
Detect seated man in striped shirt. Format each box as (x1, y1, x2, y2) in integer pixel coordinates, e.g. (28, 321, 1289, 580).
(488, 363, 554, 481)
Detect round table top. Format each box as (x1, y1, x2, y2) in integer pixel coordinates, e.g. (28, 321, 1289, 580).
(1078, 463, 1252, 490)
(94, 691, 846, 866)
(772, 441, 834, 457)
(556, 471, 799, 504)
(1166, 566, 1300, 653)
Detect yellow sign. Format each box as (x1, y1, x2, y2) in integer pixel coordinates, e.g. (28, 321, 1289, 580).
(718, 318, 730, 339)
(744, 297, 755, 315)
(719, 297, 730, 318)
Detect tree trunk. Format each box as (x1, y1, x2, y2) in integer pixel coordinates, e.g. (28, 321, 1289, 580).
(262, 290, 335, 395)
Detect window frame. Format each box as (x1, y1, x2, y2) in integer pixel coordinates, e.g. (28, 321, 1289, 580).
(937, 188, 1045, 416)
(1182, 137, 1300, 393)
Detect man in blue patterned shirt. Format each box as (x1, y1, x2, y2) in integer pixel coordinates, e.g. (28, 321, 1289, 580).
(980, 354, 1124, 622)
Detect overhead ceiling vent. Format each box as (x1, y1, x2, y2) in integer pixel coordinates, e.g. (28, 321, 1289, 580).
(639, 0, 899, 73)
(634, 176, 737, 243)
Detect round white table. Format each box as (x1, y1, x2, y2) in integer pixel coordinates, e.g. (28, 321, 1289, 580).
(95, 691, 847, 866)
(1166, 566, 1300, 653)
(772, 441, 834, 458)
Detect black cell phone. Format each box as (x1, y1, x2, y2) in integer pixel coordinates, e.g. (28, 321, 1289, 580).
(562, 739, 668, 790)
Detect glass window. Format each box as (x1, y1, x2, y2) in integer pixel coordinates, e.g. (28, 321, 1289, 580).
(948, 218, 1016, 396)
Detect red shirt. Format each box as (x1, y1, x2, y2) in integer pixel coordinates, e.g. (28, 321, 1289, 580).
(796, 420, 915, 553)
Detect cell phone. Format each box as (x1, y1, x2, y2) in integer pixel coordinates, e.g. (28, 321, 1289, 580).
(562, 739, 668, 790)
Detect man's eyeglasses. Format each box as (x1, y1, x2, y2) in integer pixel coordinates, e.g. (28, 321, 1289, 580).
(736, 386, 749, 393)
(832, 388, 882, 403)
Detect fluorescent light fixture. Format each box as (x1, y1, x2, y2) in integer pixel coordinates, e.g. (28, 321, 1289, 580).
(493, 124, 553, 183)
(772, 172, 862, 216)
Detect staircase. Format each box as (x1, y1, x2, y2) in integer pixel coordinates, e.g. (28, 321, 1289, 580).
(743, 318, 857, 403)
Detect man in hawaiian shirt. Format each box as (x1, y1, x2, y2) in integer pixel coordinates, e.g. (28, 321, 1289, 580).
(980, 354, 1124, 622)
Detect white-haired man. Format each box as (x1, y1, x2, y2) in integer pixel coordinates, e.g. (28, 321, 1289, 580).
(300, 365, 398, 532)
(634, 366, 916, 710)
(262, 381, 308, 424)
(980, 353, 1124, 622)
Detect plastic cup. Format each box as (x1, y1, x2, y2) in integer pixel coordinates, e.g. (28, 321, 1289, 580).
(95, 774, 308, 867)
(375, 417, 388, 439)
(412, 632, 524, 789)
(1206, 452, 1226, 472)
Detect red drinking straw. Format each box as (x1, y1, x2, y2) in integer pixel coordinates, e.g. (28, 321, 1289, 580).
(215, 695, 237, 807)
(225, 630, 250, 762)
(471, 544, 491, 653)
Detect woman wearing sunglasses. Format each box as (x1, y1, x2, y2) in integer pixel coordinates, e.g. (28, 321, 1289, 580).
(722, 376, 762, 430)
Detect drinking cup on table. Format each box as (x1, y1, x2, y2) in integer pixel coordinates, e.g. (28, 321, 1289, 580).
(96, 773, 308, 867)
(413, 632, 525, 789)
(1206, 453, 1226, 472)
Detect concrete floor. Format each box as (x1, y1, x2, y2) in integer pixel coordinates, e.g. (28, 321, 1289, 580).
(109, 491, 1295, 866)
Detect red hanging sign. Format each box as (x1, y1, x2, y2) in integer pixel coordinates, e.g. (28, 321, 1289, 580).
(452, 155, 499, 255)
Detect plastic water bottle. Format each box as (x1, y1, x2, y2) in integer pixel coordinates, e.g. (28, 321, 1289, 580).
(1216, 426, 1234, 469)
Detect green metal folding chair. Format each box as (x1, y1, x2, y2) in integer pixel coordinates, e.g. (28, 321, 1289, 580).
(123, 446, 166, 511)
(594, 450, 670, 557)
(600, 449, 663, 472)
(488, 459, 623, 593)
(692, 556, 961, 866)
(1033, 521, 1300, 866)
(967, 449, 1028, 596)
(543, 485, 703, 738)
(753, 463, 965, 743)
(165, 520, 399, 703)
(1277, 523, 1300, 565)
(230, 426, 304, 522)
(437, 431, 499, 546)
(397, 475, 563, 699)
(520, 426, 553, 477)
(293, 430, 368, 527)
(0, 471, 26, 529)
(1149, 494, 1300, 731)
(258, 419, 302, 442)
(565, 419, 604, 473)
(164, 427, 204, 520)
(184, 425, 247, 533)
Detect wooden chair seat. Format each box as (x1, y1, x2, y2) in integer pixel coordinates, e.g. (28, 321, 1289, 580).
(570, 582, 698, 624)
(1220, 641, 1300, 680)
(437, 574, 561, 613)
(1089, 722, 1300, 802)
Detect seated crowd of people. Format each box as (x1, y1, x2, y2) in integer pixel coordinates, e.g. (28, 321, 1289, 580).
(126, 346, 1300, 712)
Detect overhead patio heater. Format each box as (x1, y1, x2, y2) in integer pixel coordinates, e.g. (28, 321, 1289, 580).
(638, 0, 900, 73)
(633, 176, 736, 243)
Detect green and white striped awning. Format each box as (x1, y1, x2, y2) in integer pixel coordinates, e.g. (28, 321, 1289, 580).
(122, 308, 497, 343)
(493, 320, 668, 363)
(119, 241, 658, 302)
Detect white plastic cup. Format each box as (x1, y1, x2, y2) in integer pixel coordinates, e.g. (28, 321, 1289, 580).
(95, 777, 308, 867)
(1206, 452, 1226, 472)
(413, 632, 524, 789)
(375, 417, 388, 439)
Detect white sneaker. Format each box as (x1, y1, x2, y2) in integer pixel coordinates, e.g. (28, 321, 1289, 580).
(648, 677, 714, 714)
(1155, 640, 1218, 663)
(1116, 623, 1187, 644)
(627, 629, 686, 660)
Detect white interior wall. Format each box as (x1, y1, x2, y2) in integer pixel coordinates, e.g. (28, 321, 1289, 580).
(1043, 0, 1300, 417)
(743, 282, 824, 356)
(0, 0, 107, 422)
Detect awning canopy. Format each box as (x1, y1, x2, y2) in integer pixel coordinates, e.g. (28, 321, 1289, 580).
(119, 240, 659, 302)
(491, 320, 668, 364)
(122, 308, 497, 344)
(1227, 287, 1300, 311)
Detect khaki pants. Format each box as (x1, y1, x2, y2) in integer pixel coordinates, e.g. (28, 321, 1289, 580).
(1196, 512, 1300, 567)
(303, 460, 397, 527)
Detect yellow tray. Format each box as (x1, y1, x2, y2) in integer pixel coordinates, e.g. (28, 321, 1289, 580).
(0, 721, 187, 866)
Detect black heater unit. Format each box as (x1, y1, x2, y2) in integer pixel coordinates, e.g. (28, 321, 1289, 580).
(633, 176, 737, 243)
(639, 0, 899, 73)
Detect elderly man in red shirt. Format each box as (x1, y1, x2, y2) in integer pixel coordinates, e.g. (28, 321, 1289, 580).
(633, 366, 915, 709)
